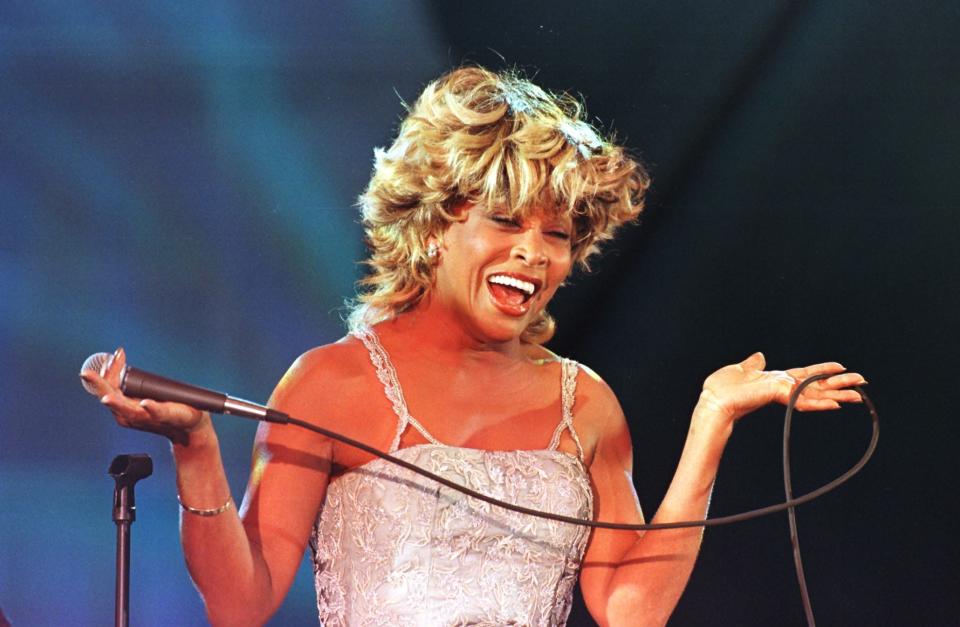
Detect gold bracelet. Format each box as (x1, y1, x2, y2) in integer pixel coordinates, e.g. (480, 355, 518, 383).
(178, 495, 233, 517)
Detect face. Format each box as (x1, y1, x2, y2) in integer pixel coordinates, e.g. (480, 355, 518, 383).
(431, 203, 573, 343)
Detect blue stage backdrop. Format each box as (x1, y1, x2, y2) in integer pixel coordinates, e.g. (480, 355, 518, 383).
(1, 2, 957, 625)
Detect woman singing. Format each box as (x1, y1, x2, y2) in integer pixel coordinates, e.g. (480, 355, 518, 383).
(81, 67, 866, 626)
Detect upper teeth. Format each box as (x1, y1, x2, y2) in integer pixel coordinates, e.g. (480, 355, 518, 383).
(489, 275, 536, 295)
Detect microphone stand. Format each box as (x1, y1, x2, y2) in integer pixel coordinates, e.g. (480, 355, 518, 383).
(109, 454, 153, 627)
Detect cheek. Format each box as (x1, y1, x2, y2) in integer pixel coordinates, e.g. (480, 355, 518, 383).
(552, 253, 573, 282)
(540, 266, 572, 302)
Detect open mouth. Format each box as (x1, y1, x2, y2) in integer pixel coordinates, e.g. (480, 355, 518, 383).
(487, 273, 541, 313)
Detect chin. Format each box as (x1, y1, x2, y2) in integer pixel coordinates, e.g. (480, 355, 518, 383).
(474, 312, 534, 344)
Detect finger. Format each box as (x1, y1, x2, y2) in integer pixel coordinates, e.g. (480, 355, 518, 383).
(100, 390, 151, 424)
(838, 389, 864, 403)
(741, 351, 766, 371)
(139, 399, 172, 427)
(785, 361, 846, 380)
(104, 347, 126, 388)
(822, 372, 868, 388)
(795, 398, 842, 411)
(79, 369, 113, 396)
(811, 389, 864, 403)
(140, 398, 199, 423)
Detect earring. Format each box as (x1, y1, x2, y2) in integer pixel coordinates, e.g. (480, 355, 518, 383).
(427, 241, 440, 260)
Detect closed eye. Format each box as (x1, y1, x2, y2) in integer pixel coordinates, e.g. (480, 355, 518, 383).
(490, 215, 521, 227)
(489, 214, 570, 240)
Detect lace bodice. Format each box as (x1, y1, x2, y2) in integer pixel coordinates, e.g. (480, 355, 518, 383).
(310, 327, 594, 626)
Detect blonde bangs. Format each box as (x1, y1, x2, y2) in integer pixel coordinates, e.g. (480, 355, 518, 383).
(349, 66, 650, 343)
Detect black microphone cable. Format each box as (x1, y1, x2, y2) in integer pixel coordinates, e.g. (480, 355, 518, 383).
(83, 355, 878, 627)
(278, 375, 878, 627)
(780, 374, 877, 627)
(276, 379, 877, 528)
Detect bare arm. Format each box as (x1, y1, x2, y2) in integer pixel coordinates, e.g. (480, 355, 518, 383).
(579, 353, 866, 627)
(83, 347, 336, 625)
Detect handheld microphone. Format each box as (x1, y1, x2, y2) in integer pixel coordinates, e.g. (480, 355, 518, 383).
(80, 352, 289, 423)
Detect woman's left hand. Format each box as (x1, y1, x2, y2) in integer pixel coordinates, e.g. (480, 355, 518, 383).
(699, 352, 866, 424)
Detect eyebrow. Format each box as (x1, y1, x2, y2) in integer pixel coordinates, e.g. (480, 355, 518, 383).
(484, 202, 574, 228)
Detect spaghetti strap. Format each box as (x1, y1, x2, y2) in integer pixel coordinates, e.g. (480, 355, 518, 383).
(548, 359, 585, 461)
(351, 325, 442, 452)
(354, 325, 583, 459)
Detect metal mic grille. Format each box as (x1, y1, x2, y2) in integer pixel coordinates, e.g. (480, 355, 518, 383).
(80, 352, 111, 395)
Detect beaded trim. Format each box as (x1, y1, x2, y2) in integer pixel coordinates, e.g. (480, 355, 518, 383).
(352, 326, 441, 452)
(547, 359, 585, 460)
(353, 325, 584, 460)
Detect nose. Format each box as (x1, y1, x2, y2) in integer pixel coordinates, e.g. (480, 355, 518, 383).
(513, 228, 548, 267)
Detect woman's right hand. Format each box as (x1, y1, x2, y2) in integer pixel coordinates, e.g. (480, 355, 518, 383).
(80, 347, 212, 445)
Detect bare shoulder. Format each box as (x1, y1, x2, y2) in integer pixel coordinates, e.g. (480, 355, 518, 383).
(268, 334, 372, 421)
(280, 335, 368, 381)
(523, 343, 629, 456)
(523, 344, 623, 416)
(568, 360, 632, 463)
(575, 361, 627, 418)
(264, 334, 398, 469)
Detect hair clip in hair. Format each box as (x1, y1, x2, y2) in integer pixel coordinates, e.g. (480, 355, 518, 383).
(558, 120, 602, 160)
(498, 85, 534, 115)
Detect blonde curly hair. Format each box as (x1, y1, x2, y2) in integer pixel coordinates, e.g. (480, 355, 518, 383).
(349, 66, 650, 344)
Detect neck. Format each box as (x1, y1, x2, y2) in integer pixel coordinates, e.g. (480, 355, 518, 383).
(377, 295, 526, 364)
